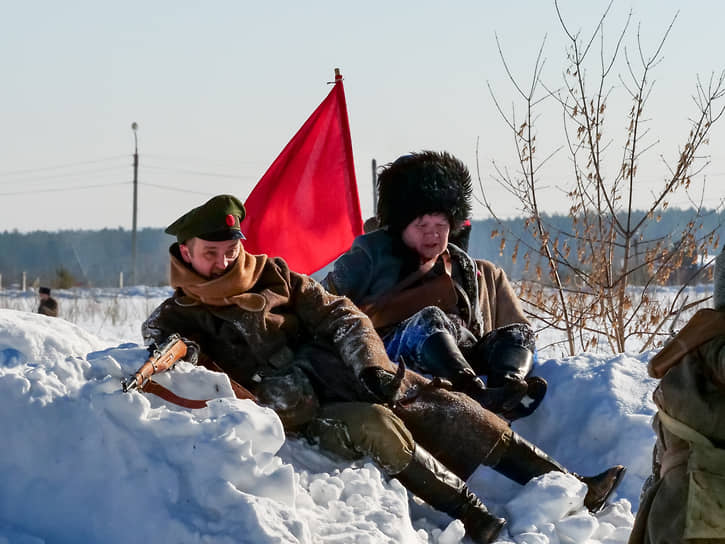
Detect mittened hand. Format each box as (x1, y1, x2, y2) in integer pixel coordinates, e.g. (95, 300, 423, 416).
(359, 359, 406, 403)
(181, 338, 200, 365)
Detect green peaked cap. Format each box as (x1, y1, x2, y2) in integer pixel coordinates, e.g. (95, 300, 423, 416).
(165, 194, 246, 243)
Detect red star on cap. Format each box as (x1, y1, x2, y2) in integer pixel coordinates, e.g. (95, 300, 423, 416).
(225, 214, 235, 227)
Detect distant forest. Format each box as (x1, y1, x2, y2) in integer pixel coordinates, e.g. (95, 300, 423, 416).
(0, 228, 170, 289)
(0, 208, 722, 288)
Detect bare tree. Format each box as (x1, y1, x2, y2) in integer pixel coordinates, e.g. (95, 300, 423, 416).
(481, 1, 725, 355)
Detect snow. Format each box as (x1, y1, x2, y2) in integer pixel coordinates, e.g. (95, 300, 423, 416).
(0, 287, 666, 543)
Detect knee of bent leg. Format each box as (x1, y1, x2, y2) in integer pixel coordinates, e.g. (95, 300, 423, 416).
(417, 306, 450, 329)
(348, 404, 415, 474)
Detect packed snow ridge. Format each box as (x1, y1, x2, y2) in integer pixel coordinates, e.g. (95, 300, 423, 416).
(0, 298, 659, 543)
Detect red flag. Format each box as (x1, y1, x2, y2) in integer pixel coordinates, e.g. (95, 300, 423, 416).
(241, 70, 363, 274)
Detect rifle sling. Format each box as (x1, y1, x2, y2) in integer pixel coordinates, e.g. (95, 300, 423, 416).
(139, 357, 258, 409)
(141, 379, 210, 409)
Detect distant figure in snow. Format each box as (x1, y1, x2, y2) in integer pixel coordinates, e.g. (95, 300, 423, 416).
(322, 151, 546, 421)
(37, 286, 59, 317)
(143, 194, 625, 544)
(629, 248, 725, 543)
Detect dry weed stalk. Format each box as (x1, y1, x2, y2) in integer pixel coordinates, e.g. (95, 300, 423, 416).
(482, 1, 724, 355)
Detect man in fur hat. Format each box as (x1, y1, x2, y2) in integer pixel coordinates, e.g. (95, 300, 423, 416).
(143, 194, 624, 543)
(629, 249, 725, 543)
(323, 151, 545, 420)
(37, 286, 59, 317)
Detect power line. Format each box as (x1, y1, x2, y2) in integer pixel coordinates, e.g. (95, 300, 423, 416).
(0, 156, 128, 177)
(0, 182, 128, 196)
(0, 172, 247, 195)
(0, 165, 128, 186)
(140, 182, 215, 196)
(141, 163, 259, 181)
(143, 152, 264, 167)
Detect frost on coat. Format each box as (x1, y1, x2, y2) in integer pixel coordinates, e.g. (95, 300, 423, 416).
(142, 253, 395, 398)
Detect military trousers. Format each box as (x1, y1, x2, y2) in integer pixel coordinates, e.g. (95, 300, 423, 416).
(306, 402, 416, 475)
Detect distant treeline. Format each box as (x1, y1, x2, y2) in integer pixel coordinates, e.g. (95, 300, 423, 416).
(0, 208, 722, 288)
(466, 208, 724, 285)
(0, 228, 171, 288)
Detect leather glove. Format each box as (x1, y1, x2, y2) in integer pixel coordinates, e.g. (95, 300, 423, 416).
(359, 358, 406, 403)
(453, 368, 486, 392)
(181, 338, 200, 365)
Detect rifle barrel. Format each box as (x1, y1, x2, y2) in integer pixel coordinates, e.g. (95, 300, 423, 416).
(121, 335, 187, 393)
(121, 376, 139, 392)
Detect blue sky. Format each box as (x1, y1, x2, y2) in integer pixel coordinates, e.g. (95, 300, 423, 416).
(1, 0, 723, 232)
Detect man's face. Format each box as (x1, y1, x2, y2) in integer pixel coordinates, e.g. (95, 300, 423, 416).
(179, 238, 242, 279)
(401, 213, 450, 262)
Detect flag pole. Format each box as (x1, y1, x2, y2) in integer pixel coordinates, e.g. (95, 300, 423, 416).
(333, 67, 357, 217)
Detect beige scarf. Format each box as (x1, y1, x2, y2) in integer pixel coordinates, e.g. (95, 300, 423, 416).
(170, 249, 270, 312)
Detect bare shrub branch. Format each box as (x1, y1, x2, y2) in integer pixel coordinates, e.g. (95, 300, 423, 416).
(483, 2, 724, 355)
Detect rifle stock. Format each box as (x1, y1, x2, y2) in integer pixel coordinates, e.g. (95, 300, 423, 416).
(122, 334, 188, 393)
(121, 334, 258, 408)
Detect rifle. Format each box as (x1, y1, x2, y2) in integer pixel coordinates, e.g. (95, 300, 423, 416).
(122, 333, 188, 393)
(122, 333, 257, 408)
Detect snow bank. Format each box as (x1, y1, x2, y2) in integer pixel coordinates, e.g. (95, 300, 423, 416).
(0, 308, 655, 543)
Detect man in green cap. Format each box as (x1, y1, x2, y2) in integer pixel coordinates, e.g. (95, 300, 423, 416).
(164, 194, 246, 279)
(142, 194, 625, 544)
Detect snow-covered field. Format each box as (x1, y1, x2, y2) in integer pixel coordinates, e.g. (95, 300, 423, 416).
(0, 284, 695, 543)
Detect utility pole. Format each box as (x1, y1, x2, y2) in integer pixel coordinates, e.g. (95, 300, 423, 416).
(131, 122, 139, 286)
(371, 158, 377, 214)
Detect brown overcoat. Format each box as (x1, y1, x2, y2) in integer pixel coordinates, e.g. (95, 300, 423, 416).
(323, 229, 528, 339)
(143, 245, 397, 394)
(142, 245, 509, 476)
(38, 297, 59, 317)
(474, 258, 528, 335)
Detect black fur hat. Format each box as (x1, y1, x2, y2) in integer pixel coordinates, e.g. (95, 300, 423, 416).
(376, 151, 472, 235)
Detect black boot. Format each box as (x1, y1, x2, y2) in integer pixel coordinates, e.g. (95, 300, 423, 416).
(420, 332, 522, 413)
(581, 466, 627, 512)
(395, 445, 506, 544)
(491, 432, 626, 512)
(461, 371, 526, 414)
(484, 343, 534, 388)
(472, 325, 546, 418)
(484, 343, 534, 415)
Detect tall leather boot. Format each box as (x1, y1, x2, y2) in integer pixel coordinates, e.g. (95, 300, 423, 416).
(491, 431, 626, 512)
(420, 332, 524, 413)
(473, 327, 547, 420)
(485, 343, 534, 388)
(394, 445, 506, 544)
